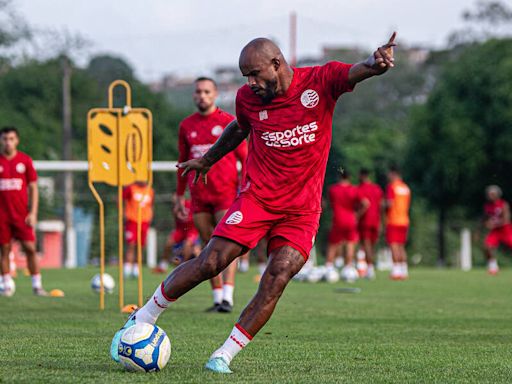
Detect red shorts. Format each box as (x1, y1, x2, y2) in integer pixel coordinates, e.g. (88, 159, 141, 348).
(328, 226, 359, 244)
(485, 225, 512, 249)
(213, 196, 320, 260)
(359, 226, 379, 243)
(169, 227, 199, 244)
(125, 220, 150, 246)
(386, 225, 408, 245)
(191, 193, 235, 215)
(0, 218, 35, 244)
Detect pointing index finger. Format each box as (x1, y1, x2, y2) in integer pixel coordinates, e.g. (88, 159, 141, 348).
(388, 31, 397, 45)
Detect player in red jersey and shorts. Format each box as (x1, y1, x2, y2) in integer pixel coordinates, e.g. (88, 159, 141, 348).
(122, 182, 154, 278)
(153, 196, 200, 272)
(385, 166, 411, 280)
(483, 185, 512, 275)
(0, 126, 47, 296)
(174, 77, 248, 313)
(325, 170, 368, 282)
(112, 34, 397, 373)
(357, 168, 383, 279)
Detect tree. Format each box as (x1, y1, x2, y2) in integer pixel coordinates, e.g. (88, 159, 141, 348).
(404, 38, 512, 262)
(448, 0, 512, 46)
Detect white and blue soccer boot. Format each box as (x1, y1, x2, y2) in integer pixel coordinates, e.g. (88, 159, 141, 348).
(110, 309, 138, 362)
(205, 356, 233, 374)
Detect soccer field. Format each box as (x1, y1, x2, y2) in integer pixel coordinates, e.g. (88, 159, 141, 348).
(1, 267, 511, 383)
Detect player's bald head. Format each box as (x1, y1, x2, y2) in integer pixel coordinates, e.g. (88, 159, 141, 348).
(239, 38, 285, 68)
(239, 38, 292, 103)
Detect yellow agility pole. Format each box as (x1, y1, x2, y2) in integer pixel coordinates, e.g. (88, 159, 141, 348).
(88, 80, 152, 312)
(137, 206, 143, 308)
(109, 80, 131, 311)
(87, 110, 107, 310)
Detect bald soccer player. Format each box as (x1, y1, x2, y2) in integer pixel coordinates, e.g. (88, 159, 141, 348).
(111, 33, 397, 373)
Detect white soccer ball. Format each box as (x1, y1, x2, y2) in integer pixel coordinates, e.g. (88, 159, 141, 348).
(118, 323, 171, 372)
(90, 273, 115, 294)
(324, 268, 340, 283)
(340, 265, 359, 283)
(306, 266, 326, 283)
(0, 277, 15, 296)
(293, 262, 313, 281)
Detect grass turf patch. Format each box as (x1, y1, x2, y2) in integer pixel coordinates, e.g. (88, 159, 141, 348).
(0, 267, 511, 383)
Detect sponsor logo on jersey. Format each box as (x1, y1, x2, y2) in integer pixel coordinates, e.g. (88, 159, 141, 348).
(226, 211, 243, 225)
(301, 89, 319, 108)
(259, 110, 268, 121)
(0, 178, 23, 191)
(261, 121, 318, 148)
(394, 185, 410, 195)
(133, 192, 151, 206)
(211, 125, 223, 136)
(16, 163, 26, 174)
(190, 144, 213, 159)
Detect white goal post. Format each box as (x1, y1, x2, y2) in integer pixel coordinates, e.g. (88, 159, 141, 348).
(33, 160, 178, 268)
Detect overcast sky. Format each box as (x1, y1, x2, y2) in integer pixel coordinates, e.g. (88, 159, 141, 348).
(17, 0, 478, 82)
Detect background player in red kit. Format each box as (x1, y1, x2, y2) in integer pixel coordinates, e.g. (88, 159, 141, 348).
(112, 34, 397, 373)
(174, 77, 248, 313)
(153, 195, 199, 272)
(483, 185, 512, 275)
(122, 181, 154, 278)
(358, 168, 383, 279)
(385, 166, 411, 280)
(325, 170, 367, 282)
(0, 126, 47, 296)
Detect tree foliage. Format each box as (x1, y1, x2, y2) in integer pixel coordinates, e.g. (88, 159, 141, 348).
(405, 38, 512, 216)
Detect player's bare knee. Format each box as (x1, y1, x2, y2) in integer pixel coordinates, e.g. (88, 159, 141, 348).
(265, 259, 294, 290)
(196, 252, 221, 278)
(22, 242, 36, 255)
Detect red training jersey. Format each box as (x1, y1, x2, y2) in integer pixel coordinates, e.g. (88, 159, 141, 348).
(123, 184, 154, 223)
(177, 108, 247, 200)
(484, 199, 509, 229)
(0, 151, 38, 221)
(358, 181, 383, 228)
(236, 62, 354, 214)
(386, 180, 411, 226)
(329, 182, 360, 229)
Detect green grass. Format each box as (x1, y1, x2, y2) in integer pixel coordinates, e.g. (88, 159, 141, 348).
(1, 267, 511, 383)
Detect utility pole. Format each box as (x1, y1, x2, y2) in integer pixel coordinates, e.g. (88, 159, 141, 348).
(62, 55, 76, 268)
(290, 11, 297, 67)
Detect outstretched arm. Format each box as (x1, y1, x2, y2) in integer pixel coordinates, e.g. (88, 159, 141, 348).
(178, 120, 250, 184)
(204, 120, 249, 166)
(348, 32, 396, 86)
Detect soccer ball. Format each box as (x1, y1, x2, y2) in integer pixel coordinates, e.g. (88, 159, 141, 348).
(90, 273, 115, 294)
(324, 268, 340, 283)
(0, 277, 15, 296)
(306, 266, 326, 283)
(293, 261, 314, 281)
(118, 323, 171, 372)
(340, 265, 359, 283)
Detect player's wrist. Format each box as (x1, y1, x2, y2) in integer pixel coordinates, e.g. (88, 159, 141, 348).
(364, 55, 384, 75)
(201, 155, 214, 167)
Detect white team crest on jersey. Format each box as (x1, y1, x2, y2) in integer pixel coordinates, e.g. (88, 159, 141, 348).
(259, 110, 268, 120)
(211, 125, 223, 136)
(301, 89, 319, 108)
(226, 211, 243, 225)
(0, 165, 3, 173)
(190, 131, 197, 138)
(16, 163, 26, 173)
